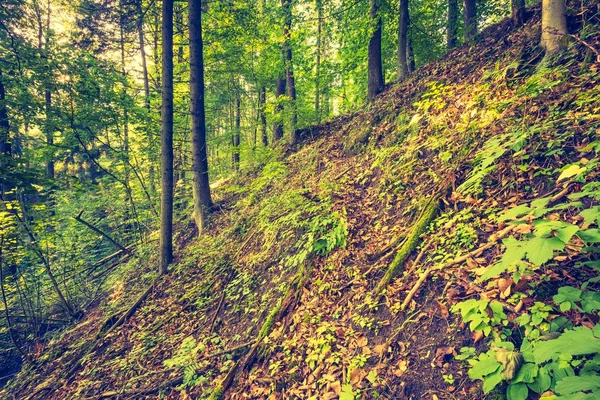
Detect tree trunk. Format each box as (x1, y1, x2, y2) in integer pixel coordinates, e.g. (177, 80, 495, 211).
(282, 0, 297, 144)
(0, 70, 9, 166)
(367, 0, 384, 102)
(273, 74, 286, 142)
(160, 0, 174, 274)
(189, 0, 213, 235)
(408, 34, 415, 72)
(232, 94, 241, 170)
(447, 0, 458, 49)
(137, 0, 150, 109)
(315, 0, 322, 123)
(463, 0, 477, 42)
(541, 0, 567, 53)
(259, 87, 268, 146)
(398, 0, 409, 81)
(512, 0, 526, 26)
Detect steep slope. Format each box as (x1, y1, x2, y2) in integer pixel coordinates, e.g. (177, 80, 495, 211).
(3, 6, 600, 400)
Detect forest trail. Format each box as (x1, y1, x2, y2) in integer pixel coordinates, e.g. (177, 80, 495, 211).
(3, 6, 600, 400)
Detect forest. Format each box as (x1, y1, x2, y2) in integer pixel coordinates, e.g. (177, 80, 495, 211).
(1, 0, 599, 398)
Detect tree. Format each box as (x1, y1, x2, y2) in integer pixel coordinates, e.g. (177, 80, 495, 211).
(398, 0, 410, 80)
(512, 0, 526, 26)
(463, 0, 476, 42)
(189, 0, 213, 235)
(273, 72, 286, 142)
(282, 0, 297, 144)
(315, 0, 323, 122)
(447, 0, 458, 49)
(541, 0, 567, 53)
(160, 0, 174, 273)
(367, 0, 384, 101)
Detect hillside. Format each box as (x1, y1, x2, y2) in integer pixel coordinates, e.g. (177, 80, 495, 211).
(3, 6, 600, 400)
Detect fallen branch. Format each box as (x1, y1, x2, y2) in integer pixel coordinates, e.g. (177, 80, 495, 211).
(374, 192, 442, 295)
(65, 277, 159, 380)
(74, 211, 129, 253)
(400, 225, 516, 312)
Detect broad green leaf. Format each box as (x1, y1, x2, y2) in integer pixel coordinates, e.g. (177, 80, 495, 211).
(557, 164, 586, 182)
(533, 327, 600, 363)
(525, 236, 565, 265)
(579, 206, 600, 226)
(555, 375, 600, 395)
(500, 204, 532, 221)
(577, 229, 600, 243)
(507, 382, 529, 400)
(469, 355, 501, 380)
(483, 367, 504, 394)
(513, 363, 538, 384)
(528, 366, 551, 393)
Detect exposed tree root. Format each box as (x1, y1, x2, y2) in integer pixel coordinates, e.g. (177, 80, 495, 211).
(209, 265, 310, 400)
(374, 192, 441, 295)
(400, 225, 516, 311)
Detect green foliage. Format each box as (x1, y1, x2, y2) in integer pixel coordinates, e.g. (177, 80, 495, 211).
(163, 336, 208, 388)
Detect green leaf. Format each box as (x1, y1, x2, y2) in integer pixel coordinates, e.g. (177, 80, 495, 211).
(579, 206, 600, 226)
(533, 326, 600, 363)
(507, 382, 529, 400)
(525, 236, 565, 265)
(557, 164, 587, 182)
(483, 367, 504, 394)
(577, 229, 600, 243)
(500, 204, 532, 221)
(469, 355, 501, 380)
(528, 366, 551, 394)
(513, 363, 538, 384)
(555, 375, 600, 395)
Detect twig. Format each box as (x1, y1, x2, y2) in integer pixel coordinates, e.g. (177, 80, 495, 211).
(73, 211, 129, 253)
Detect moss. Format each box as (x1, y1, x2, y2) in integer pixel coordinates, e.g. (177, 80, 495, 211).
(375, 194, 440, 294)
(258, 297, 283, 339)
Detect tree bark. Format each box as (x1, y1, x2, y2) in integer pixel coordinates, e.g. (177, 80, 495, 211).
(282, 0, 297, 144)
(273, 73, 286, 142)
(259, 87, 268, 146)
(408, 34, 415, 73)
(232, 94, 241, 171)
(463, 0, 477, 42)
(512, 0, 526, 26)
(398, 0, 409, 81)
(367, 0, 384, 102)
(160, 0, 174, 273)
(137, 0, 150, 109)
(447, 0, 458, 49)
(189, 0, 213, 235)
(541, 0, 567, 53)
(315, 0, 322, 123)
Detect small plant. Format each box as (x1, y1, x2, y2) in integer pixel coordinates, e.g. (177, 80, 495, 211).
(163, 336, 207, 388)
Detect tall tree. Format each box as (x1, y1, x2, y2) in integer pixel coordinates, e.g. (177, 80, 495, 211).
(367, 0, 384, 101)
(398, 0, 409, 80)
(259, 87, 268, 146)
(447, 0, 458, 49)
(232, 92, 241, 170)
(463, 0, 476, 42)
(282, 0, 297, 144)
(541, 0, 567, 52)
(273, 72, 286, 141)
(315, 0, 323, 122)
(136, 0, 150, 109)
(189, 0, 213, 235)
(160, 0, 174, 273)
(512, 0, 526, 26)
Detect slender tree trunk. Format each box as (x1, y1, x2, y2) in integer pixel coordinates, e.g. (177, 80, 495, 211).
(160, 0, 174, 273)
(398, 0, 409, 81)
(463, 0, 477, 42)
(315, 0, 322, 123)
(367, 0, 384, 101)
(232, 94, 241, 170)
(282, 0, 297, 144)
(189, 0, 213, 235)
(137, 0, 150, 109)
(541, 0, 567, 53)
(0, 70, 9, 168)
(259, 87, 268, 146)
(447, 0, 458, 49)
(273, 73, 286, 142)
(407, 34, 415, 72)
(512, 0, 526, 26)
